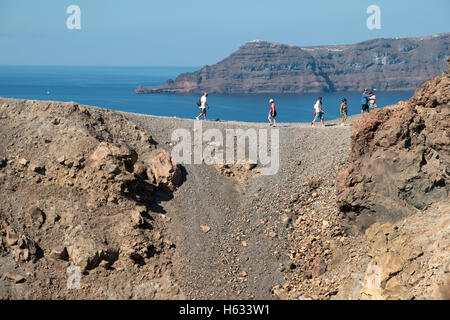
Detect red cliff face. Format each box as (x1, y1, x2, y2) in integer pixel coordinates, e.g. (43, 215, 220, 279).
(136, 33, 450, 94)
(335, 57, 450, 228)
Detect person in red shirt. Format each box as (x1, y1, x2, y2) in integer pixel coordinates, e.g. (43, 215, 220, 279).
(268, 99, 277, 127)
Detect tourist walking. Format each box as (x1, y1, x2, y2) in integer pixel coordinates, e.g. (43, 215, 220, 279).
(311, 97, 325, 127)
(340, 98, 348, 126)
(268, 99, 277, 127)
(196, 92, 209, 120)
(361, 89, 370, 116)
(369, 89, 377, 109)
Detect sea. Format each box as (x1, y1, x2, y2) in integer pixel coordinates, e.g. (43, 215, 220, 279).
(0, 66, 415, 123)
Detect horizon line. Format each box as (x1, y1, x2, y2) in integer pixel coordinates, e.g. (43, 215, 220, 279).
(0, 65, 200, 68)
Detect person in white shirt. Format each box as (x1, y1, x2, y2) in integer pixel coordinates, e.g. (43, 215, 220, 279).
(196, 93, 209, 120)
(369, 90, 377, 109)
(311, 97, 325, 127)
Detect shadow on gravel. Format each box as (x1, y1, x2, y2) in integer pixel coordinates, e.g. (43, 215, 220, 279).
(179, 165, 188, 185)
(149, 191, 174, 214)
(147, 165, 188, 214)
(154, 165, 187, 213)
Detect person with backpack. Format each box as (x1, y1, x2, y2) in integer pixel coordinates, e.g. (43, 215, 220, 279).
(340, 98, 348, 126)
(311, 97, 325, 127)
(268, 99, 277, 127)
(196, 92, 209, 120)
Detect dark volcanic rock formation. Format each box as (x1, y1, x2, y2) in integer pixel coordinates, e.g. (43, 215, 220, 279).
(335, 57, 450, 227)
(136, 33, 450, 94)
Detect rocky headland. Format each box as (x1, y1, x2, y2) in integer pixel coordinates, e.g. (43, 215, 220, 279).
(136, 33, 449, 94)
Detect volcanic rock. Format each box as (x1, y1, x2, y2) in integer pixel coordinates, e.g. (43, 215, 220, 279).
(336, 56, 450, 225)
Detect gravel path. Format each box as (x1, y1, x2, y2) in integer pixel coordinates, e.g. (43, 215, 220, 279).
(125, 113, 358, 299)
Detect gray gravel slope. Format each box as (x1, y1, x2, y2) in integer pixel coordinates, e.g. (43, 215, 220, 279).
(126, 114, 354, 299)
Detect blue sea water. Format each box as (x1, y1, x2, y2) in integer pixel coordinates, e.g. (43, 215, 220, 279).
(0, 66, 415, 123)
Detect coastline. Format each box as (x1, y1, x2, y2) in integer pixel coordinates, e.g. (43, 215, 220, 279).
(1, 0, 449, 303)
(0, 96, 364, 126)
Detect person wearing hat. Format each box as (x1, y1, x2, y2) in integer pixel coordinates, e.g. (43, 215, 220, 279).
(361, 89, 370, 116)
(268, 99, 277, 127)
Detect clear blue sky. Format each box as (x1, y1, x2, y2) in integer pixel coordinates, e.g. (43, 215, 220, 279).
(1, 0, 449, 66)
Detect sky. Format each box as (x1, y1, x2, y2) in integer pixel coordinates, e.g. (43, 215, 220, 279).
(0, 0, 449, 66)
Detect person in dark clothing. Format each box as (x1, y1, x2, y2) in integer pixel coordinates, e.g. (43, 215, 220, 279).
(361, 89, 370, 116)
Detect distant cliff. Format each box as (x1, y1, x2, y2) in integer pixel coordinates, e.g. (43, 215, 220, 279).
(136, 33, 450, 94)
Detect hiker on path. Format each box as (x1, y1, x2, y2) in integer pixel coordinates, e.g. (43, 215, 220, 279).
(369, 89, 378, 109)
(268, 99, 277, 127)
(340, 98, 348, 126)
(361, 89, 370, 116)
(311, 97, 325, 127)
(196, 92, 209, 120)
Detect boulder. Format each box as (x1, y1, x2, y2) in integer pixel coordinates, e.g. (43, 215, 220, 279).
(130, 208, 145, 228)
(89, 142, 138, 171)
(307, 178, 321, 191)
(29, 162, 45, 174)
(66, 235, 105, 271)
(66, 234, 119, 271)
(3, 272, 26, 283)
(145, 148, 181, 192)
(49, 246, 69, 261)
(18, 158, 29, 166)
(26, 206, 46, 229)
